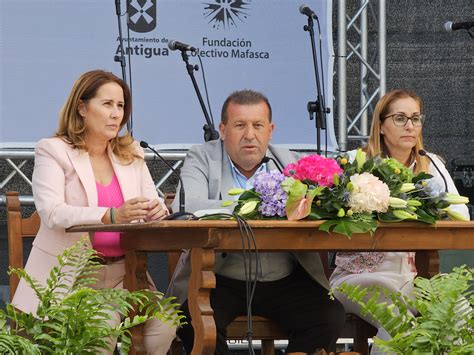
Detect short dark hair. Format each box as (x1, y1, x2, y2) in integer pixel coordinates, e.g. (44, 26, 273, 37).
(221, 89, 272, 124)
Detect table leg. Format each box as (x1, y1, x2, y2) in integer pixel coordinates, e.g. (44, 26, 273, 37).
(124, 250, 148, 354)
(189, 247, 216, 355)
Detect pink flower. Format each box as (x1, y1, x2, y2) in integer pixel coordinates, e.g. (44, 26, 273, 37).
(348, 173, 390, 213)
(284, 155, 343, 187)
(287, 197, 311, 220)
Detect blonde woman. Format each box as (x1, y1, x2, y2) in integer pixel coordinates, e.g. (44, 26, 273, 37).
(12, 70, 175, 354)
(330, 89, 470, 354)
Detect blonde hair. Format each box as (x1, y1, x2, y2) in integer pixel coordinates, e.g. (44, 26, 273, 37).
(366, 89, 430, 173)
(56, 70, 138, 163)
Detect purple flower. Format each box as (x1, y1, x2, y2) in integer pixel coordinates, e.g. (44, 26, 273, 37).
(419, 179, 445, 197)
(254, 171, 288, 217)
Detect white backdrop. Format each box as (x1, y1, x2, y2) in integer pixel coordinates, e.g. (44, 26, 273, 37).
(0, 0, 336, 150)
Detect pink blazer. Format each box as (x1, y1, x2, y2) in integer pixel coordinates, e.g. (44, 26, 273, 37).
(13, 137, 163, 313)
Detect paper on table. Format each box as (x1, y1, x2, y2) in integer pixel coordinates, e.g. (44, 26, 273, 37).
(193, 208, 233, 218)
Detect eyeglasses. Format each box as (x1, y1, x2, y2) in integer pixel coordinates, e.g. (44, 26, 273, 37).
(383, 113, 425, 126)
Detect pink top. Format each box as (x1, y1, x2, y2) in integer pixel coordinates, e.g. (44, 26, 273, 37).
(93, 174, 125, 257)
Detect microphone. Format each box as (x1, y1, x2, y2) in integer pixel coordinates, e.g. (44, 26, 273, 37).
(140, 141, 197, 220)
(260, 156, 283, 173)
(115, 0, 121, 16)
(168, 40, 197, 52)
(299, 4, 318, 19)
(444, 20, 474, 32)
(418, 149, 448, 192)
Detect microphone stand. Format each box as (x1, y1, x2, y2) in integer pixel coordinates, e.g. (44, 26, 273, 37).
(303, 14, 329, 155)
(114, 0, 132, 135)
(179, 50, 220, 142)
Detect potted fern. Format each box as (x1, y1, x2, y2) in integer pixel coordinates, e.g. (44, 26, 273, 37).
(0, 239, 184, 354)
(333, 266, 473, 354)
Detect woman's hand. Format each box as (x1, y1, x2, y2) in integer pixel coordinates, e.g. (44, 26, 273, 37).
(114, 197, 153, 223)
(144, 199, 169, 221)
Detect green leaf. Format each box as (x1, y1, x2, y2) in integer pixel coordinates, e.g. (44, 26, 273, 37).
(307, 186, 325, 199)
(415, 209, 437, 224)
(287, 179, 308, 200)
(285, 180, 308, 218)
(307, 208, 335, 220)
(362, 157, 375, 172)
(412, 172, 433, 183)
(378, 211, 403, 222)
(0, 238, 185, 354)
(237, 189, 259, 200)
(319, 218, 377, 238)
(334, 266, 474, 353)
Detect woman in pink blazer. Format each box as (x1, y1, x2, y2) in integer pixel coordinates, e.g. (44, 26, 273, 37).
(12, 70, 176, 354)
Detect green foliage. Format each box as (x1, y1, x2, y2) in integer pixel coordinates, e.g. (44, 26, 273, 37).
(334, 266, 474, 354)
(319, 217, 378, 238)
(0, 239, 184, 354)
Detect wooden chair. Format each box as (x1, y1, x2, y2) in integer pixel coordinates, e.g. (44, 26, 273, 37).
(6, 191, 40, 302)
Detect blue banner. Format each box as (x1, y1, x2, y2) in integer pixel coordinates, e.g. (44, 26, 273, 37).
(0, 0, 336, 150)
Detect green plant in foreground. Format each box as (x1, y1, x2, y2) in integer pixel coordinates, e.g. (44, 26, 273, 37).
(0, 239, 184, 354)
(334, 266, 474, 354)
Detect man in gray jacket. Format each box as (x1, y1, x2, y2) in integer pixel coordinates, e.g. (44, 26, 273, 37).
(168, 90, 345, 354)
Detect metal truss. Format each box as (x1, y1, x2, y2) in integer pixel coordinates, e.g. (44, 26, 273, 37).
(0, 144, 316, 206)
(0, 147, 187, 206)
(337, 0, 386, 151)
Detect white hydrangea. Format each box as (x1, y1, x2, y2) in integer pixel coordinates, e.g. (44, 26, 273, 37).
(349, 172, 390, 213)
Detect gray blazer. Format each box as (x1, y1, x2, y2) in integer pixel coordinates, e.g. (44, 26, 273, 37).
(167, 140, 330, 305)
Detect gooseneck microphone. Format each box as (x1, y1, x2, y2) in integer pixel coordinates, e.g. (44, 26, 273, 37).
(140, 141, 197, 220)
(299, 4, 318, 19)
(418, 149, 448, 192)
(260, 156, 283, 173)
(168, 40, 197, 52)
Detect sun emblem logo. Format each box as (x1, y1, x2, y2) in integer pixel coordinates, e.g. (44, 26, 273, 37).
(203, 0, 251, 30)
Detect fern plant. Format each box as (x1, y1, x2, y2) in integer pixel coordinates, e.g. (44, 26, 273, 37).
(334, 266, 474, 354)
(0, 239, 184, 354)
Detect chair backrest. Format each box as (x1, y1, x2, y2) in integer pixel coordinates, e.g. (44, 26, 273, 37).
(6, 191, 40, 301)
(415, 250, 439, 278)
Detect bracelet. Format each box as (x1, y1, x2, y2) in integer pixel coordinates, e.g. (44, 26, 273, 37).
(110, 207, 116, 224)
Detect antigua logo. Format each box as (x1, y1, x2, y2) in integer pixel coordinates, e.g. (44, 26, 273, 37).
(127, 0, 157, 33)
(203, 0, 251, 30)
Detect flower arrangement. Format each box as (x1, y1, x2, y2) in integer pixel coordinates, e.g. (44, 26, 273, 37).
(227, 149, 469, 238)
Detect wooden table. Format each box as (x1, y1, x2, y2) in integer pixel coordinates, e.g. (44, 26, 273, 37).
(69, 220, 474, 354)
